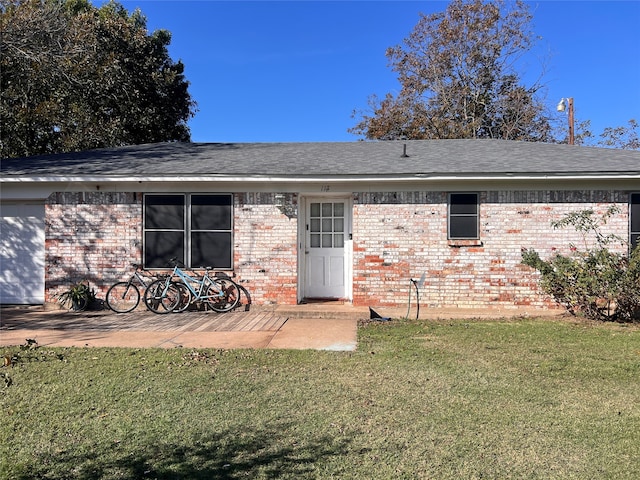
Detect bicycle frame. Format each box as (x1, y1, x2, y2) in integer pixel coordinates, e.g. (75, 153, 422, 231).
(107, 263, 160, 314)
(129, 264, 156, 288)
(171, 266, 225, 303)
(145, 260, 240, 314)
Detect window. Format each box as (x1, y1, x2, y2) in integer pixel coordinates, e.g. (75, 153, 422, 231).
(448, 193, 479, 239)
(309, 201, 345, 249)
(144, 194, 233, 269)
(631, 193, 640, 252)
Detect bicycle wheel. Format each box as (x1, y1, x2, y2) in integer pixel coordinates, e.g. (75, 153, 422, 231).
(143, 279, 181, 314)
(205, 278, 241, 313)
(172, 281, 193, 313)
(106, 281, 140, 313)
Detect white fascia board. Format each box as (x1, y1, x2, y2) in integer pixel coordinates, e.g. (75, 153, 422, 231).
(2, 173, 639, 198)
(2, 173, 640, 183)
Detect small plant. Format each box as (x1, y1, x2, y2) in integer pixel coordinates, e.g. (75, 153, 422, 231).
(522, 207, 640, 322)
(55, 280, 96, 311)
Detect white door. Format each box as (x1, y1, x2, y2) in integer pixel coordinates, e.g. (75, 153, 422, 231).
(0, 203, 45, 304)
(304, 199, 349, 299)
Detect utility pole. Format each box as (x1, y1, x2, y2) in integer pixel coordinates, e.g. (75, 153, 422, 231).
(557, 97, 575, 145)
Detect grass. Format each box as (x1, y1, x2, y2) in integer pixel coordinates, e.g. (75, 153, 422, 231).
(1, 317, 639, 479)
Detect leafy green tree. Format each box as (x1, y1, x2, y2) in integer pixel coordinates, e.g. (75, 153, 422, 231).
(0, 0, 196, 158)
(350, 0, 552, 142)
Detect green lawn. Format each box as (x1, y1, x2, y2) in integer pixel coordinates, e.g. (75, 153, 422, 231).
(1, 318, 639, 479)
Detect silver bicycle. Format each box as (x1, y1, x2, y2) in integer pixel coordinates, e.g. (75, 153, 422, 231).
(105, 263, 158, 313)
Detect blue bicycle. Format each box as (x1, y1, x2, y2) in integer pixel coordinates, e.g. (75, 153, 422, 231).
(143, 260, 241, 314)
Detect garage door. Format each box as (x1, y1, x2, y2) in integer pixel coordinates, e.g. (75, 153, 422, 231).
(0, 203, 45, 304)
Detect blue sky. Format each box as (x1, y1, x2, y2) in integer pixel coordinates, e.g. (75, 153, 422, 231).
(108, 1, 640, 143)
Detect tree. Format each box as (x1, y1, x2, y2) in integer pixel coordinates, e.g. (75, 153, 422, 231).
(350, 0, 552, 142)
(554, 116, 639, 150)
(0, 0, 196, 159)
(598, 119, 640, 150)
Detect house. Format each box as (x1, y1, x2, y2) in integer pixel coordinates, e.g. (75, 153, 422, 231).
(1, 139, 639, 311)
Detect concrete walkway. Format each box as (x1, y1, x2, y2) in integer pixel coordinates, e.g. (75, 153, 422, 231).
(0, 305, 361, 351)
(0, 303, 561, 351)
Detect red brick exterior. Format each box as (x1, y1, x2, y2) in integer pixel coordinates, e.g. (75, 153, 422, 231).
(352, 190, 628, 309)
(234, 193, 298, 305)
(45, 192, 143, 302)
(44, 189, 630, 310)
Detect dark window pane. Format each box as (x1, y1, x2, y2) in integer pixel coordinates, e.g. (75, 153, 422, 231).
(191, 195, 232, 230)
(145, 195, 184, 229)
(191, 232, 232, 269)
(632, 234, 639, 253)
(631, 194, 640, 232)
(144, 231, 184, 268)
(450, 193, 478, 215)
(450, 217, 478, 239)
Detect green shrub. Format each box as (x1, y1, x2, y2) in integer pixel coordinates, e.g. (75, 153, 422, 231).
(521, 207, 640, 322)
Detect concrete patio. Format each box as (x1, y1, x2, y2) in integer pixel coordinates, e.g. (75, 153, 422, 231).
(0, 303, 561, 351)
(0, 304, 364, 351)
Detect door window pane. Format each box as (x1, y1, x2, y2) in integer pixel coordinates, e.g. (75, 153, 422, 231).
(309, 200, 347, 248)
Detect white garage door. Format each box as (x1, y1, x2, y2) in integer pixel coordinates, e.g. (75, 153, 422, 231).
(0, 203, 45, 304)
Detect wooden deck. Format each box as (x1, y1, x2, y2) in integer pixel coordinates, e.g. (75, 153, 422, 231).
(0, 308, 288, 333)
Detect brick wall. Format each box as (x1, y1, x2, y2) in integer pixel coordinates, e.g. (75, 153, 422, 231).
(45, 192, 142, 301)
(44, 191, 299, 306)
(44, 189, 630, 310)
(234, 193, 298, 305)
(352, 190, 629, 309)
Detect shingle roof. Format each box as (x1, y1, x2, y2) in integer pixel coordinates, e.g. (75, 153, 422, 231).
(2, 139, 640, 178)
